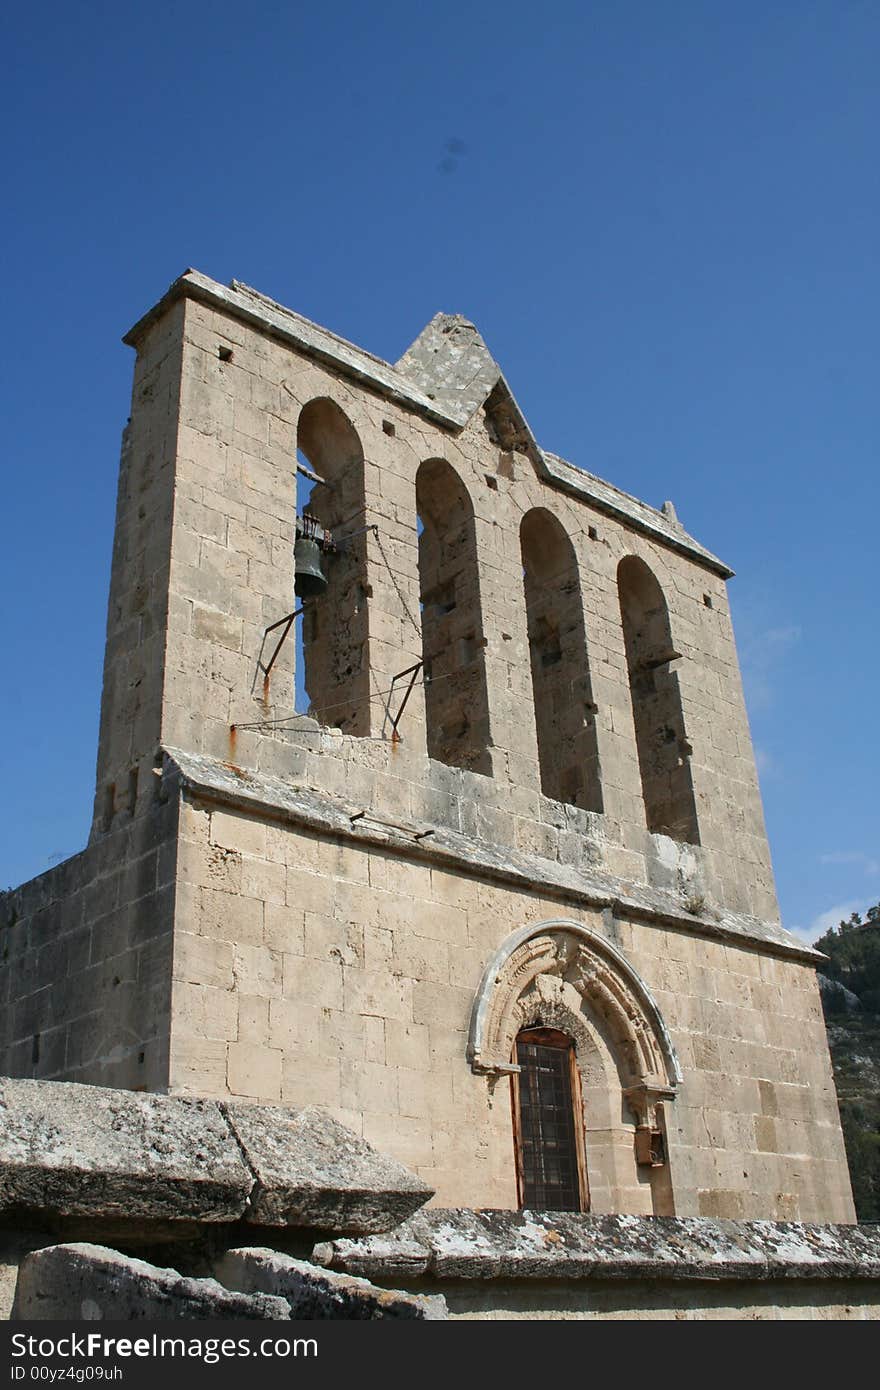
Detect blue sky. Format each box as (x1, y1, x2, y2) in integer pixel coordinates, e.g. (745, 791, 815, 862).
(1, 2, 877, 944)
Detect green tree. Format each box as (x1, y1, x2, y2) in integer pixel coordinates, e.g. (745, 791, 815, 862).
(815, 903, 880, 1221)
(814, 904, 880, 1011)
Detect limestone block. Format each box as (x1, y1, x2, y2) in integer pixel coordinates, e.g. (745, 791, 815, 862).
(227, 1042, 282, 1100)
(281, 1056, 341, 1109)
(222, 1101, 432, 1233)
(0, 1077, 251, 1223)
(190, 603, 243, 652)
(214, 1247, 446, 1319)
(12, 1244, 290, 1321)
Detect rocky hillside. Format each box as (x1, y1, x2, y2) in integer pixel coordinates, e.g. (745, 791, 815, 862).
(815, 907, 880, 1222)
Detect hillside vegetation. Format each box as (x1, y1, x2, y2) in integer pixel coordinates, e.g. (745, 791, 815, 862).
(814, 905, 880, 1222)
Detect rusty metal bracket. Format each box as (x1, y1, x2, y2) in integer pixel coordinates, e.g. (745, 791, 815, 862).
(257, 606, 304, 680)
(387, 661, 423, 742)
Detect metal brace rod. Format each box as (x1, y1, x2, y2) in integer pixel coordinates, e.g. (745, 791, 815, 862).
(259, 606, 304, 679)
(334, 522, 379, 551)
(387, 661, 423, 741)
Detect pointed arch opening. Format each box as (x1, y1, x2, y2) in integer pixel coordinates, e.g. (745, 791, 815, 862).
(618, 556, 699, 844)
(520, 509, 603, 812)
(296, 398, 370, 736)
(416, 458, 492, 775)
(470, 919, 679, 1216)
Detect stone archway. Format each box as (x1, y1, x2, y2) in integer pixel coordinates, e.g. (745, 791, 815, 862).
(468, 920, 681, 1214)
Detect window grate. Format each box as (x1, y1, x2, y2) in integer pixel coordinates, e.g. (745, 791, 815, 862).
(516, 1037, 582, 1211)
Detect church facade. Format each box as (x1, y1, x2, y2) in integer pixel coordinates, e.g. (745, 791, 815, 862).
(0, 270, 854, 1223)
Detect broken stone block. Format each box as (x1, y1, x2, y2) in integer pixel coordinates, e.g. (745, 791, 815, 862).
(214, 1247, 446, 1319)
(0, 1077, 251, 1224)
(223, 1103, 432, 1233)
(12, 1244, 290, 1320)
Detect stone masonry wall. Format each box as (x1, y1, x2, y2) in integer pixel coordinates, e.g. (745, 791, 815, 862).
(0, 797, 178, 1091)
(91, 301, 185, 834)
(168, 793, 853, 1223)
(2, 273, 851, 1236)
(103, 282, 775, 927)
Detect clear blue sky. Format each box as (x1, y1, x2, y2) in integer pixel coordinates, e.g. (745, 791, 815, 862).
(2, 2, 877, 944)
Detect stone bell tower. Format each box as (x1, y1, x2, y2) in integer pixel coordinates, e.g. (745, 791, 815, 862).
(1, 270, 855, 1224)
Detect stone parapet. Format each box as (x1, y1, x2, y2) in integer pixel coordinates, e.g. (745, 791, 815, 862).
(314, 1209, 880, 1320)
(316, 1208, 880, 1282)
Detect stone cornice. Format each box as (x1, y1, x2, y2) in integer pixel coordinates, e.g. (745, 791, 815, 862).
(164, 748, 821, 965)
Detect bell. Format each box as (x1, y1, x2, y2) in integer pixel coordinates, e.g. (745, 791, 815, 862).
(294, 535, 327, 598)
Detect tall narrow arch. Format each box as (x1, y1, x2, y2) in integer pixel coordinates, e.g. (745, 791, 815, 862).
(618, 556, 699, 844)
(296, 399, 370, 736)
(416, 458, 492, 774)
(520, 509, 602, 812)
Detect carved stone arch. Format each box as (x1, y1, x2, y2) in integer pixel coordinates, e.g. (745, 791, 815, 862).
(472, 921, 681, 1213)
(468, 919, 681, 1112)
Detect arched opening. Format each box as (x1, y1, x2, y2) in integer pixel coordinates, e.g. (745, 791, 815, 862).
(520, 509, 603, 812)
(470, 920, 680, 1216)
(416, 458, 492, 774)
(618, 556, 699, 844)
(512, 1026, 589, 1211)
(296, 399, 370, 736)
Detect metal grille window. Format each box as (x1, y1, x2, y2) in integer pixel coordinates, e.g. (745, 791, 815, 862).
(513, 1028, 587, 1212)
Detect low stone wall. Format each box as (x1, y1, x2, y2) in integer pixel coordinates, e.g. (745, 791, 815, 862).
(0, 1076, 433, 1319)
(13, 1245, 292, 1321)
(2, 1079, 878, 1321)
(315, 1208, 880, 1321)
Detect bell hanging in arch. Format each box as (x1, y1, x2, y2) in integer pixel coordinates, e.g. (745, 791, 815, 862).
(294, 535, 327, 598)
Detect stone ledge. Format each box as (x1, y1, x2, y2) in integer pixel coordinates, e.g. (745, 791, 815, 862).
(166, 748, 820, 964)
(0, 1079, 432, 1236)
(314, 1210, 880, 1284)
(0, 1078, 251, 1225)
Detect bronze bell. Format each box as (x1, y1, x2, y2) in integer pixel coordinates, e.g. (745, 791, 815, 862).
(294, 535, 327, 598)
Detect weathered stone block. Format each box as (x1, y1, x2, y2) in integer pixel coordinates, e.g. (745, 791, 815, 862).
(0, 1077, 251, 1223)
(214, 1247, 446, 1319)
(222, 1102, 432, 1233)
(12, 1244, 290, 1320)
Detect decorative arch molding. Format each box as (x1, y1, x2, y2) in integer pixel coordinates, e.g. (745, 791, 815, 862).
(468, 919, 681, 1125)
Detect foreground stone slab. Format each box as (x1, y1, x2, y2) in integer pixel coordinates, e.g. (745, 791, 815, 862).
(0, 1078, 251, 1224)
(12, 1244, 290, 1320)
(215, 1248, 446, 1319)
(315, 1209, 880, 1283)
(223, 1103, 433, 1234)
